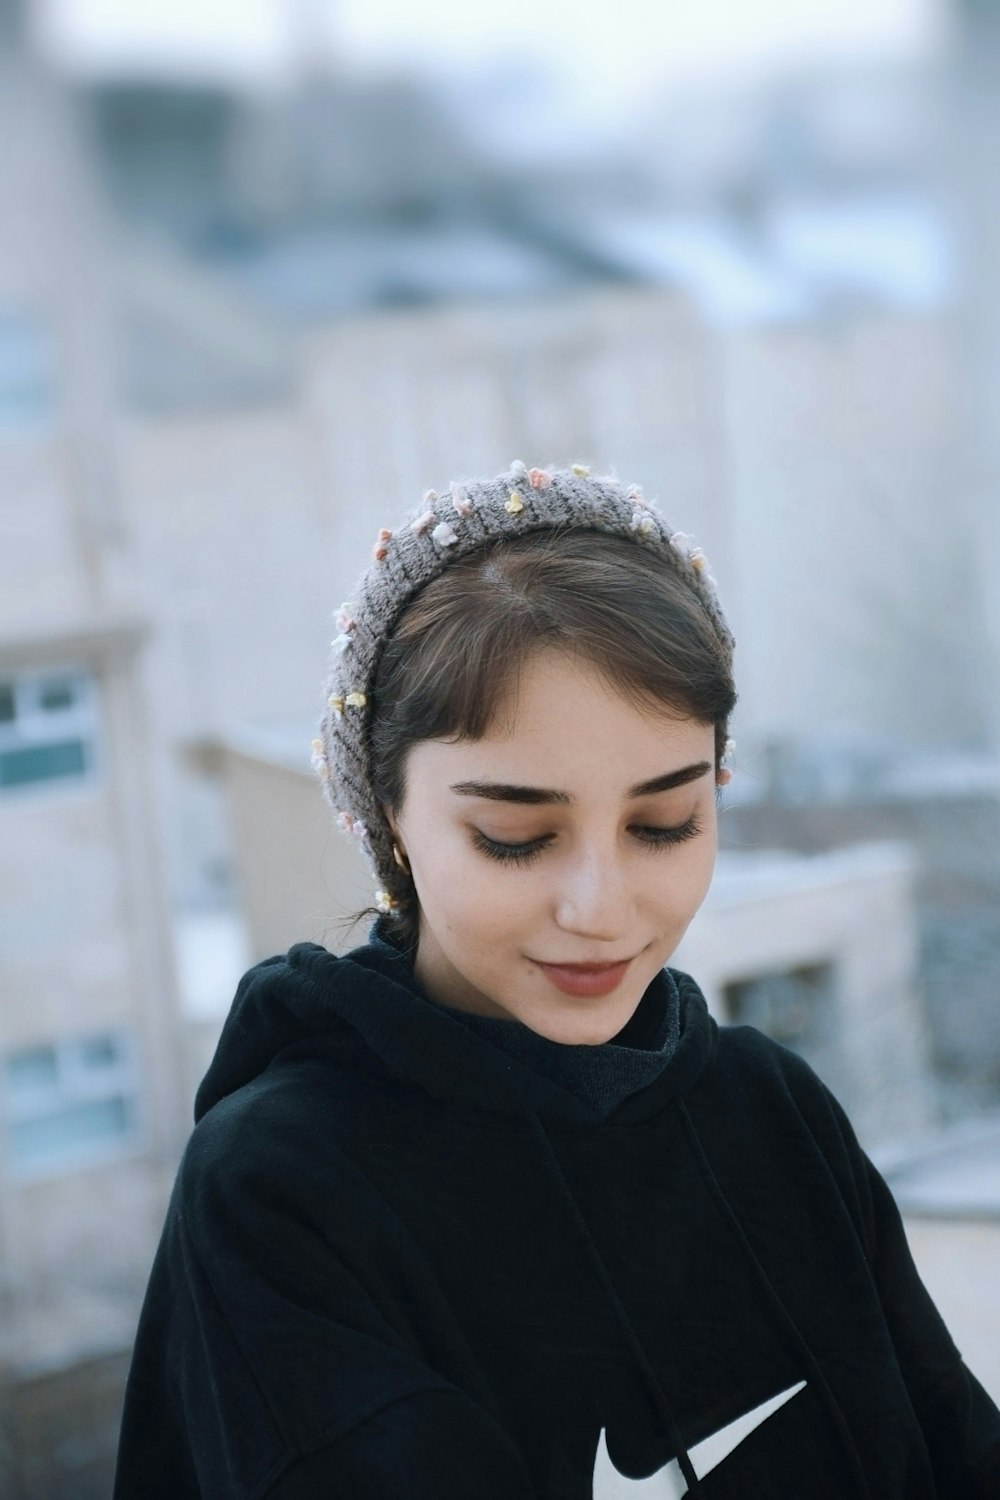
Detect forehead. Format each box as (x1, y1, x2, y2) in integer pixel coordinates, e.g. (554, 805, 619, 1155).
(406, 650, 714, 791)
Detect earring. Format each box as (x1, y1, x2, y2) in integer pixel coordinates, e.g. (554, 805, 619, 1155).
(392, 842, 411, 874)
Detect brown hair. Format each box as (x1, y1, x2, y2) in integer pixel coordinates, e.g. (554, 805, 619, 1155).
(361, 526, 736, 950)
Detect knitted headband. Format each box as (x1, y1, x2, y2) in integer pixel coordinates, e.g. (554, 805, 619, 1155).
(312, 461, 736, 913)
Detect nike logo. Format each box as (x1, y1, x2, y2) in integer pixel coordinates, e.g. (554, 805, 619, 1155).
(593, 1379, 807, 1497)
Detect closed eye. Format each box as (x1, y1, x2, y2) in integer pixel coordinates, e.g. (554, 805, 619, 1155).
(470, 814, 702, 866)
(634, 815, 702, 847)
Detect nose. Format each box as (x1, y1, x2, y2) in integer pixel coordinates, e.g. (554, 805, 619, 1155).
(553, 841, 633, 943)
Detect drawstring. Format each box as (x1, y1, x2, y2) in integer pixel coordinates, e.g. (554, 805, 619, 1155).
(526, 1110, 707, 1498)
(676, 1098, 873, 1500)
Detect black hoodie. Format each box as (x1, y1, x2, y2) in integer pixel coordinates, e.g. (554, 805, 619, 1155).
(114, 933, 1000, 1499)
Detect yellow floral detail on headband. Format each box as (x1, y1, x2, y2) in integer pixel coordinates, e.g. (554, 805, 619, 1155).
(345, 691, 367, 709)
(505, 490, 524, 514)
(571, 463, 589, 476)
(327, 696, 345, 717)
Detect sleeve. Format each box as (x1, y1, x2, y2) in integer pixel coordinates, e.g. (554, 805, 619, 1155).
(820, 1084, 1000, 1499)
(116, 1097, 538, 1500)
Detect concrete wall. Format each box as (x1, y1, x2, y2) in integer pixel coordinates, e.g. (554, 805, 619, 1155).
(673, 840, 933, 1149)
(220, 736, 372, 961)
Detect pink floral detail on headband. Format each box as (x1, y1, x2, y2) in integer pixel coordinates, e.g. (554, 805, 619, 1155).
(373, 527, 392, 561)
(528, 468, 552, 489)
(451, 482, 473, 516)
(335, 602, 356, 633)
(336, 810, 355, 834)
(626, 484, 648, 507)
(410, 509, 435, 535)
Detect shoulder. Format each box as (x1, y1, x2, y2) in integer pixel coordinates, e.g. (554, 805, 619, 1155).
(695, 1017, 856, 1154)
(183, 1066, 336, 1205)
(174, 1064, 410, 1286)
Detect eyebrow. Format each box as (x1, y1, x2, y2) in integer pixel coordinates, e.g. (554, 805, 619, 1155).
(449, 761, 713, 805)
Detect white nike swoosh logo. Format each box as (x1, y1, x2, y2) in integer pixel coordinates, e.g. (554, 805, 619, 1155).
(593, 1380, 807, 1497)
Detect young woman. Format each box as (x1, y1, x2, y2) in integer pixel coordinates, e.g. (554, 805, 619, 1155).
(114, 463, 1000, 1498)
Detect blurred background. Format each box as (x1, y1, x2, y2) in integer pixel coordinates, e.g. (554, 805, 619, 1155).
(1, 0, 999, 1492)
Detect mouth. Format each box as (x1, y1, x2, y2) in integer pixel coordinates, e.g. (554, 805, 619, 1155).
(531, 957, 634, 998)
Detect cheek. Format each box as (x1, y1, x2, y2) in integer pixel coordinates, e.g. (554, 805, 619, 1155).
(436, 849, 538, 948)
(650, 838, 716, 916)
(687, 837, 718, 904)
(416, 834, 507, 930)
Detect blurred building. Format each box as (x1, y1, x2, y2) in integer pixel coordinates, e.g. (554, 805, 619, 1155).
(0, 23, 189, 1498)
(719, 744, 1000, 1113)
(61, 33, 998, 766)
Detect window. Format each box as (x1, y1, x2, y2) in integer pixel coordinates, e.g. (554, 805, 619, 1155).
(0, 311, 55, 434)
(3, 1029, 142, 1177)
(0, 668, 100, 794)
(723, 962, 837, 1051)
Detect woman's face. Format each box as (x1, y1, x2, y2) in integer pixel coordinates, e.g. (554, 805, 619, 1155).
(390, 649, 720, 1044)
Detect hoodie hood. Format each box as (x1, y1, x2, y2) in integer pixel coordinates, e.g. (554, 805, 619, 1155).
(194, 931, 718, 1130)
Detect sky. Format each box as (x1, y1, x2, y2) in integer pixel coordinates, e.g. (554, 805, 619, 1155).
(40, 0, 948, 128)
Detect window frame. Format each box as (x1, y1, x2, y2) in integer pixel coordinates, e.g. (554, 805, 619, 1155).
(0, 664, 103, 801)
(0, 308, 56, 437)
(2, 1026, 145, 1181)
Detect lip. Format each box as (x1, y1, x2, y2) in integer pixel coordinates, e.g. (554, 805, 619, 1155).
(532, 957, 633, 997)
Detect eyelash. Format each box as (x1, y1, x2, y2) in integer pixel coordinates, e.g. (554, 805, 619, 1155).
(470, 815, 703, 868)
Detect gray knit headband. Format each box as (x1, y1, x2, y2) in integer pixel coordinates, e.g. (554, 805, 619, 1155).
(312, 461, 735, 913)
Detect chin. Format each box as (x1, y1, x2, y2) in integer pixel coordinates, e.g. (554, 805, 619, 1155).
(535, 998, 641, 1047)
